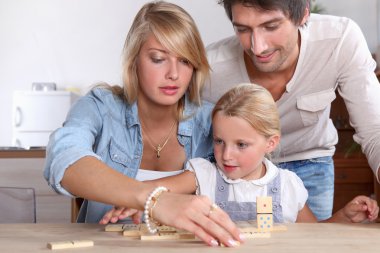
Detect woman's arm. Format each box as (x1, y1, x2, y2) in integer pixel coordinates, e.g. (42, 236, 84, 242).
(144, 171, 197, 194)
(61, 156, 243, 247)
(61, 156, 149, 210)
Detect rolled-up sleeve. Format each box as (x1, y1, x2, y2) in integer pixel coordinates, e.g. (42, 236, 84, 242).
(43, 90, 104, 196)
(336, 20, 380, 182)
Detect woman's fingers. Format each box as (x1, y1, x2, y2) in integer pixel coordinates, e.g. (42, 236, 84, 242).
(99, 207, 117, 224)
(153, 193, 243, 247)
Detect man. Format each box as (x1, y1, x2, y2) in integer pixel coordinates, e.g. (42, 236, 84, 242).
(203, 0, 380, 220)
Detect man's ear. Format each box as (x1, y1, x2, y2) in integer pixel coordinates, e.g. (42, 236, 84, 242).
(266, 135, 280, 153)
(300, 6, 310, 26)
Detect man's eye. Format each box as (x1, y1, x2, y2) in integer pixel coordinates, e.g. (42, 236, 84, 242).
(235, 27, 249, 33)
(265, 24, 279, 31)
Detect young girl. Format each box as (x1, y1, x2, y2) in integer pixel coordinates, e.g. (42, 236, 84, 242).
(102, 83, 378, 224)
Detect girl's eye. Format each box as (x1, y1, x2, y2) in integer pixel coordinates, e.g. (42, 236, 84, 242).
(237, 142, 248, 149)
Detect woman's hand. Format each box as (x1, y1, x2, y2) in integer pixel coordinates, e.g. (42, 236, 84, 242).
(152, 192, 244, 247)
(342, 195, 379, 222)
(99, 207, 142, 225)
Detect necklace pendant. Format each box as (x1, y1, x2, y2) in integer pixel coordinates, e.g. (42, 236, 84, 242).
(156, 145, 162, 158)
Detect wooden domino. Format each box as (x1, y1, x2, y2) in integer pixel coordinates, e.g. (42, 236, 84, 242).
(256, 196, 273, 214)
(243, 232, 271, 239)
(141, 232, 180, 241)
(257, 214, 273, 232)
(47, 240, 94, 250)
(105, 224, 124, 232)
(123, 224, 141, 237)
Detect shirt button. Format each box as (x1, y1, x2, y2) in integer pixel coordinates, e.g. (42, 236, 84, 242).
(271, 187, 278, 193)
(218, 202, 226, 208)
(113, 154, 118, 159)
(218, 185, 225, 191)
(273, 204, 278, 209)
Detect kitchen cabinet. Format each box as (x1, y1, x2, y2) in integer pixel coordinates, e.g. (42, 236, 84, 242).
(0, 150, 71, 223)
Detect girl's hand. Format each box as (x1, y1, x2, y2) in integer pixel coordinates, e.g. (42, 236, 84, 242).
(342, 195, 379, 222)
(99, 207, 142, 225)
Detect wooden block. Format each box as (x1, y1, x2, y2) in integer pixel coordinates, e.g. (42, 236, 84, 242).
(256, 196, 273, 214)
(122, 224, 141, 237)
(257, 214, 273, 232)
(72, 240, 94, 247)
(243, 232, 271, 239)
(157, 225, 177, 233)
(140, 232, 180, 241)
(105, 224, 124, 232)
(177, 232, 196, 240)
(139, 224, 149, 234)
(47, 240, 94, 250)
(47, 241, 73, 250)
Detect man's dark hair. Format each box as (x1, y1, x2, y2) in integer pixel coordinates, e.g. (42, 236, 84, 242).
(218, 0, 310, 26)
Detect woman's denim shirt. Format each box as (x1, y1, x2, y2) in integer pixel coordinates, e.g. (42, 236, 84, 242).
(43, 88, 214, 222)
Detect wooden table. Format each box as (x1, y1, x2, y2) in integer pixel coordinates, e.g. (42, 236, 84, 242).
(0, 223, 379, 252)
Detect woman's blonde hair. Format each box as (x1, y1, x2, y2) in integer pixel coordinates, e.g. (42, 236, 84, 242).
(212, 83, 280, 139)
(110, 1, 210, 119)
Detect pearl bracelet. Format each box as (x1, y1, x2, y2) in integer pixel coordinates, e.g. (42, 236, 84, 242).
(144, 186, 169, 234)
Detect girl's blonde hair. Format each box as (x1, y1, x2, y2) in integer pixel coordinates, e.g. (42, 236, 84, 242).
(110, 1, 210, 119)
(212, 83, 281, 138)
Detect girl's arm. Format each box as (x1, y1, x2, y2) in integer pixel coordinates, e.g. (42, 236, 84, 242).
(295, 205, 318, 223)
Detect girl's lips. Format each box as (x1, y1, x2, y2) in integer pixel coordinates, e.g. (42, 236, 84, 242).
(160, 86, 179, 95)
(223, 165, 238, 173)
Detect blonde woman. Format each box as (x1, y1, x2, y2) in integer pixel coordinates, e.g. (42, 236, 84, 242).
(44, 1, 243, 247)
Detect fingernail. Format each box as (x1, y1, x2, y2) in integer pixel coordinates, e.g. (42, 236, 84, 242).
(228, 239, 240, 247)
(239, 233, 246, 241)
(210, 239, 219, 247)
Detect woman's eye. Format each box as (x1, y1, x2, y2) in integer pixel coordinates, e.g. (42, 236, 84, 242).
(213, 139, 223, 145)
(151, 57, 164, 63)
(179, 58, 190, 65)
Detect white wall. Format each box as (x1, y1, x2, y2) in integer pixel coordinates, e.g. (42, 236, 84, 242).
(0, 0, 234, 146)
(317, 0, 378, 53)
(0, 0, 378, 146)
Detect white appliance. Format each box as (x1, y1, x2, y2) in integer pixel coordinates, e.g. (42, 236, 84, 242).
(12, 91, 79, 148)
